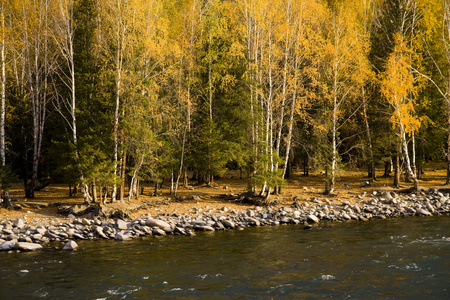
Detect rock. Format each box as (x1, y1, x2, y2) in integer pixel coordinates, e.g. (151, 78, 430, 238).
(115, 232, 131, 241)
(307, 214, 319, 223)
(416, 209, 432, 216)
(2, 228, 13, 235)
(342, 213, 352, 220)
(36, 227, 46, 235)
(116, 219, 128, 230)
(304, 224, 313, 230)
(280, 217, 290, 224)
(72, 233, 85, 240)
(32, 234, 43, 241)
(382, 192, 393, 201)
(15, 242, 43, 251)
(360, 181, 370, 187)
(14, 219, 25, 229)
(63, 240, 78, 251)
(152, 227, 166, 236)
(95, 227, 108, 239)
(221, 220, 235, 229)
(0, 241, 16, 251)
(174, 227, 186, 235)
(214, 222, 225, 230)
(194, 225, 215, 231)
(145, 218, 171, 231)
(67, 214, 76, 219)
(81, 218, 91, 226)
(245, 217, 260, 226)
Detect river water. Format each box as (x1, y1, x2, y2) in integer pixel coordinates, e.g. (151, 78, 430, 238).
(0, 215, 449, 299)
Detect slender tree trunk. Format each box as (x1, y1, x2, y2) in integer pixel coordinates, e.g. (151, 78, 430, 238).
(0, 2, 5, 170)
(282, 51, 299, 180)
(174, 127, 187, 197)
(393, 155, 400, 188)
(447, 99, 450, 184)
(112, 61, 121, 202)
(120, 151, 126, 201)
(170, 170, 174, 195)
(384, 160, 391, 176)
(362, 87, 375, 180)
(396, 98, 419, 190)
(92, 179, 97, 203)
(129, 155, 144, 201)
(0, 4, 9, 207)
(328, 92, 338, 195)
(275, 4, 291, 189)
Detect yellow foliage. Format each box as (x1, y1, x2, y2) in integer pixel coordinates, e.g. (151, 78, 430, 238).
(380, 33, 420, 135)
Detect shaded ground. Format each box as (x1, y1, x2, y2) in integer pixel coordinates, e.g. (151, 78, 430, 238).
(1, 162, 449, 224)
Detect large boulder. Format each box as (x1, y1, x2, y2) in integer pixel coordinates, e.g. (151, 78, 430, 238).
(15, 242, 43, 251)
(145, 218, 171, 231)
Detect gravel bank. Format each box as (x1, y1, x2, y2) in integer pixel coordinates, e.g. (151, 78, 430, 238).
(1, 189, 449, 252)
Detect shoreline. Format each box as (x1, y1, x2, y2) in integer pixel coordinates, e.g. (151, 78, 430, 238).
(1, 189, 450, 252)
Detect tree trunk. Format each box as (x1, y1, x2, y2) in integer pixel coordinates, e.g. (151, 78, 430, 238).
(362, 86, 375, 180)
(264, 186, 271, 200)
(281, 50, 299, 180)
(128, 155, 144, 201)
(328, 87, 338, 195)
(447, 100, 450, 184)
(120, 151, 126, 201)
(393, 156, 400, 188)
(384, 160, 391, 177)
(0, 1, 7, 203)
(174, 127, 187, 197)
(2, 192, 10, 209)
(170, 171, 174, 195)
(92, 180, 97, 203)
(154, 182, 158, 195)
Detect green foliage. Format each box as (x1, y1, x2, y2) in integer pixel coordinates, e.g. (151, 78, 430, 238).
(3, 0, 450, 198)
(0, 165, 17, 191)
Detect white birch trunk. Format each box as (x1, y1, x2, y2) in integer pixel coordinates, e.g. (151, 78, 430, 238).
(0, 2, 5, 169)
(282, 54, 299, 179)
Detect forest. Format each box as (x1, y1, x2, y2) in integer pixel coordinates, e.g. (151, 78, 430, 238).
(0, 0, 449, 207)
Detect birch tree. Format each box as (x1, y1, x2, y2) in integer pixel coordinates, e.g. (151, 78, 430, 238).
(0, 0, 12, 207)
(322, 1, 370, 194)
(8, 0, 56, 198)
(380, 34, 420, 190)
(417, 0, 450, 184)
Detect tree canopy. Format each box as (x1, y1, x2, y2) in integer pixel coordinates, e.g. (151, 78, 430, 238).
(1, 0, 449, 203)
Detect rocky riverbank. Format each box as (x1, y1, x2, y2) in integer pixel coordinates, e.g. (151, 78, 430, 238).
(1, 189, 449, 252)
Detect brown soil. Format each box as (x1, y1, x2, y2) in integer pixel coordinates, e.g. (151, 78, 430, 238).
(1, 162, 449, 224)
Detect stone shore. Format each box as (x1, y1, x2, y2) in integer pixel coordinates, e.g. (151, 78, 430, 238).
(1, 189, 449, 252)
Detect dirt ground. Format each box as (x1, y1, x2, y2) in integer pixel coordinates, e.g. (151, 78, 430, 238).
(1, 162, 449, 224)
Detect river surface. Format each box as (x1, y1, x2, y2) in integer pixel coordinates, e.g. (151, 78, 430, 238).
(0, 215, 449, 299)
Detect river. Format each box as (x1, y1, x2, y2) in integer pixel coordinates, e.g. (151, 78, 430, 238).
(0, 215, 449, 299)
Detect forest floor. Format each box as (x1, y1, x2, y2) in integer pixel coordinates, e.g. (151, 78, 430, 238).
(1, 162, 450, 225)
